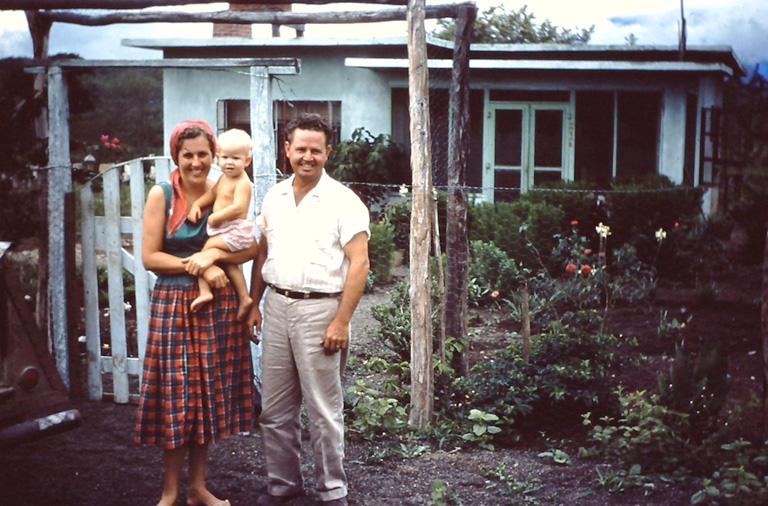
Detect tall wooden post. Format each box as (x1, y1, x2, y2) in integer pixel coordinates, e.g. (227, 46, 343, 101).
(445, 4, 475, 377)
(407, 0, 434, 428)
(47, 66, 73, 390)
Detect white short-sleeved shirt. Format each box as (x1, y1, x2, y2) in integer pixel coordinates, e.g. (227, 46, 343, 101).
(257, 170, 370, 293)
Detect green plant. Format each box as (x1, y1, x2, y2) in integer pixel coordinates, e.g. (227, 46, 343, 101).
(368, 220, 395, 284)
(481, 462, 542, 504)
(382, 198, 411, 252)
(538, 448, 572, 466)
(656, 310, 689, 341)
(691, 440, 768, 505)
(326, 127, 408, 209)
(460, 409, 502, 450)
(344, 380, 408, 441)
(468, 240, 522, 304)
(429, 479, 462, 506)
(658, 339, 730, 441)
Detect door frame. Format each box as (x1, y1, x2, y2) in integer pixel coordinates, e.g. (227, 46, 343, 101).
(481, 91, 575, 201)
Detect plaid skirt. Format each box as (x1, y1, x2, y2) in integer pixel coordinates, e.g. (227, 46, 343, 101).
(135, 280, 253, 449)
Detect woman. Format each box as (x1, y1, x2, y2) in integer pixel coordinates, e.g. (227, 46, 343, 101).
(135, 120, 256, 506)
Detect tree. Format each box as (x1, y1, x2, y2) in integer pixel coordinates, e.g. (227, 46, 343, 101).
(433, 4, 593, 45)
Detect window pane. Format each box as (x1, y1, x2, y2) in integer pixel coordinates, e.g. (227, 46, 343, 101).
(533, 109, 563, 168)
(494, 169, 521, 201)
(495, 109, 523, 167)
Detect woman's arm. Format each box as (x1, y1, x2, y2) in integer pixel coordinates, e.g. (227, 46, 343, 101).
(182, 237, 258, 276)
(142, 185, 190, 275)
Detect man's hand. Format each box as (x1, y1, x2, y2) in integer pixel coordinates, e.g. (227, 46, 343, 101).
(322, 318, 349, 354)
(244, 304, 263, 344)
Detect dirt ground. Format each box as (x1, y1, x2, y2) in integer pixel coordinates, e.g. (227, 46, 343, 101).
(0, 264, 763, 506)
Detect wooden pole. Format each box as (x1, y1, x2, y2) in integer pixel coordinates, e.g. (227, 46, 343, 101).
(4, 0, 409, 8)
(445, 3, 475, 377)
(762, 224, 768, 438)
(407, 0, 434, 429)
(47, 65, 72, 391)
(64, 191, 81, 399)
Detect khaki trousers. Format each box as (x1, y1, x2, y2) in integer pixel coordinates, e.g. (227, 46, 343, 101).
(259, 290, 348, 501)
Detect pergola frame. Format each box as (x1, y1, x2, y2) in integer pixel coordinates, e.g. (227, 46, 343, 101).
(12, 1, 477, 428)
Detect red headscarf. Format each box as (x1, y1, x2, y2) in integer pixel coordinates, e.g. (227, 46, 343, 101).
(167, 120, 216, 238)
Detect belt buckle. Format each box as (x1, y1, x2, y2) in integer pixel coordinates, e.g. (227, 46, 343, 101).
(301, 291, 311, 299)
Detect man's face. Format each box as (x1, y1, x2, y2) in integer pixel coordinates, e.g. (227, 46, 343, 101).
(285, 128, 331, 183)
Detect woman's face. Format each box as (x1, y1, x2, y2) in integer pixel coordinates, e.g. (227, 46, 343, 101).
(177, 135, 212, 185)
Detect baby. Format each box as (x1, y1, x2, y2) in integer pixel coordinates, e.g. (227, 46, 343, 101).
(188, 128, 255, 320)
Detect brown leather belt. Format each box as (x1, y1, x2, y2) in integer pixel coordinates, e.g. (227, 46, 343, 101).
(268, 284, 341, 300)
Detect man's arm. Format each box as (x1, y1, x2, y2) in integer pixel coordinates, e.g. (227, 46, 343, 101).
(244, 234, 269, 343)
(322, 231, 370, 352)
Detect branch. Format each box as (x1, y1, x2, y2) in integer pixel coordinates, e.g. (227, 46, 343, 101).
(2, 0, 408, 9)
(38, 3, 468, 25)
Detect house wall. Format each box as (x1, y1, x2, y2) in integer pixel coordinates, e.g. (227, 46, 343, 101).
(162, 56, 393, 160)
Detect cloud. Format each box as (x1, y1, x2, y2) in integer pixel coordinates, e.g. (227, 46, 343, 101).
(601, 1, 767, 66)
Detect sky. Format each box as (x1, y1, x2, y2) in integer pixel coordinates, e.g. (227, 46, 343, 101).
(0, 0, 766, 72)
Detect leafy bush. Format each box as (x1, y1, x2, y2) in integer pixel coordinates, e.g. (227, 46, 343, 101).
(368, 220, 395, 284)
(326, 127, 408, 209)
(456, 310, 636, 438)
(467, 240, 522, 304)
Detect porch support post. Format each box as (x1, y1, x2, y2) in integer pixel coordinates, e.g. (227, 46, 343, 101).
(249, 65, 274, 395)
(47, 65, 72, 390)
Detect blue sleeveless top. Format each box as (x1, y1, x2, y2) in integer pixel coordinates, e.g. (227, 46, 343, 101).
(157, 181, 212, 284)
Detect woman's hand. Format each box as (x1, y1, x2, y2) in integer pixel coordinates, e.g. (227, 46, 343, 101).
(182, 249, 218, 276)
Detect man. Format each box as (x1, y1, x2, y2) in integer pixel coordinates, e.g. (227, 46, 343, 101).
(247, 113, 370, 506)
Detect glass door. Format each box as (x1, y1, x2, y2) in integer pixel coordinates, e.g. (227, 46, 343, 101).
(483, 102, 570, 201)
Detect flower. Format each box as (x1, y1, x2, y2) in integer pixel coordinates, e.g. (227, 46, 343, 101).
(570, 220, 579, 226)
(490, 290, 500, 298)
(655, 228, 667, 242)
(399, 184, 408, 198)
(584, 249, 592, 255)
(565, 263, 577, 274)
(580, 265, 592, 275)
(596, 222, 611, 238)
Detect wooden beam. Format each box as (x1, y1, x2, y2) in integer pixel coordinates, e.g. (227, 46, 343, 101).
(25, 57, 300, 75)
(3, 0, 408, 9)
(37, 3, 467, 26)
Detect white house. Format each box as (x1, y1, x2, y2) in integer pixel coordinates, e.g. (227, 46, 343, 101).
(125, 34, 744, 210)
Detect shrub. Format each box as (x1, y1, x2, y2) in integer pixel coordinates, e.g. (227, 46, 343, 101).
(326, 127, 408, 209)
(468, 240, 522, 304)
(368, 220, 395, 284)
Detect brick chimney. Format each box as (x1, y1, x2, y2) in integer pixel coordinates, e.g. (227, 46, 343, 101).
(213, 3, 293, 38)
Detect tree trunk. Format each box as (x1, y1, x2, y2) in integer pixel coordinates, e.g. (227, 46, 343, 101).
(445, 4, 475, 377)
(407, 0, 433, 429)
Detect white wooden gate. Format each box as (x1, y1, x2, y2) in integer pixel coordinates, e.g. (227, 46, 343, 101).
(79, 157, 171, 403)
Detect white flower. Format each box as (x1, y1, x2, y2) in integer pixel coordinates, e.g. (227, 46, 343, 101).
(596, 222, 611, 239)
(399, 184, 408, 198)
(655, 228, 667, 242)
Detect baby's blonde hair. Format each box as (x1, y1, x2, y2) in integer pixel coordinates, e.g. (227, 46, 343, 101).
(218, 128, 252, 153)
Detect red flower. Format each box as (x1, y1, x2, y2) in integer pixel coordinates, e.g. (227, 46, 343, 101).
(599, 251, 606, 258)
(570, 220, 579, 226)
(490, 290, 500, 298)
(580, 265, 592, 275)
(111, 137, 120, 145)
(110, 142, 120, 149)
(100, 134, 110, 143)
(584, 249, 592, 255)
(675, 221, 680, 227)
(103, 141, 111, 148)
(566, 263, 577, 274)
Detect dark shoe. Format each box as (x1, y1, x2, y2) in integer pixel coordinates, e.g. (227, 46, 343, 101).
(319, 498, 348, 506)
(256, 492, 298, 505)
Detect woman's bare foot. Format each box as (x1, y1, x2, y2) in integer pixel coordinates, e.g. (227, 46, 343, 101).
(236, 295, 254, 321)
(156, 490, 179, 506)
(187, 486, 230, 506)
(190, 293, 214, 312)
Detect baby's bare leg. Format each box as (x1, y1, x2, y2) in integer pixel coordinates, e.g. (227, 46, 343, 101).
(224, 263, 253, 321)
(189, 236, 228, 312)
